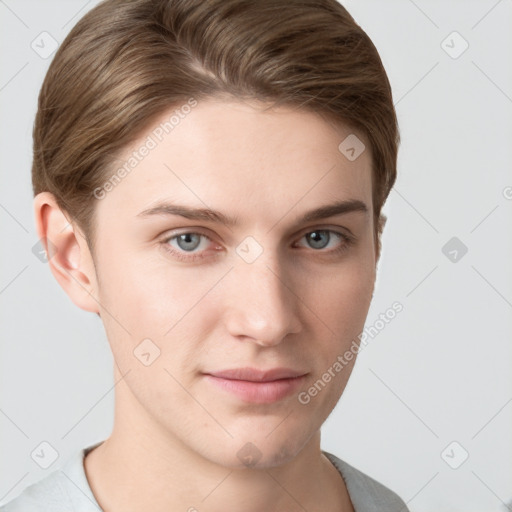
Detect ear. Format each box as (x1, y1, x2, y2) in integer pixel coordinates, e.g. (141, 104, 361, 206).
(33, 192, 100, 313)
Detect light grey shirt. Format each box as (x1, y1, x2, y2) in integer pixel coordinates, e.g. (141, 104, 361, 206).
(0, 441, 409, 511)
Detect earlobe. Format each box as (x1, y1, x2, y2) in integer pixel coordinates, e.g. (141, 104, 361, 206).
(33, 192, 100, 313)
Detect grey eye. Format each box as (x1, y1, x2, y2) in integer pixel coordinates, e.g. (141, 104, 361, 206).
(305, 230, 331, 249)
(176, 233, 202, 251)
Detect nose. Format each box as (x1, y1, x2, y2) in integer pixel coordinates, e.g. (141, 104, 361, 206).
(223, 253, 302, 347)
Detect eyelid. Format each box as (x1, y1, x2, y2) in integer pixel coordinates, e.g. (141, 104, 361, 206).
(160, 229, 220, 251)
(296, 224, 355, 240)
(160, 228, 216, 243)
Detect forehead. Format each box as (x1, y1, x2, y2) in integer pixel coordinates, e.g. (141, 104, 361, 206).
(96, 98, 373, 225)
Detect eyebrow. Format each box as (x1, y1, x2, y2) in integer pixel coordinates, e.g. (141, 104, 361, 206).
(136, 199, 368, 226)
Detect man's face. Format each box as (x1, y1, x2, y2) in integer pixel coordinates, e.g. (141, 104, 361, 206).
(89, 98, 376, 468)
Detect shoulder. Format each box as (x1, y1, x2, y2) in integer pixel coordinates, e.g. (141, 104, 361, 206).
(0, 470, 73, 512)
(323, 451, 409, 512)
(0, 442, 103, 512)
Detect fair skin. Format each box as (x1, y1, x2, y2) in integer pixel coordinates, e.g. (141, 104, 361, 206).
(35, 98, 378, 512)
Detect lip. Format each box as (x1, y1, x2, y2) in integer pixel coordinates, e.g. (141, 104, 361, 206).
(204, 367, 308, 404)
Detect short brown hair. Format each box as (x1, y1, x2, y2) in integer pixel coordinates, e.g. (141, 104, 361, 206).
(32, 0, 400, 256)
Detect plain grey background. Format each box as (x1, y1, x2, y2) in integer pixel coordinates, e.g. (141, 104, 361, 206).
(1, 1, 511, 511)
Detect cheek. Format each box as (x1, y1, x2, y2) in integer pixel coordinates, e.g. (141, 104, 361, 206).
(298, 264, 373, 416)
(97, 252, 204, 330)
(308, 257, 375, 324)
(303, 259, 375, 378)
(95, 253, 225, 372)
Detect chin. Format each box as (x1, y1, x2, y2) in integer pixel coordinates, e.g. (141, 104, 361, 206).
(199, 422, 315, 471)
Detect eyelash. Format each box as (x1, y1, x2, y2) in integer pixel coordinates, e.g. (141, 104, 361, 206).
(160, 229, 355, 262)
